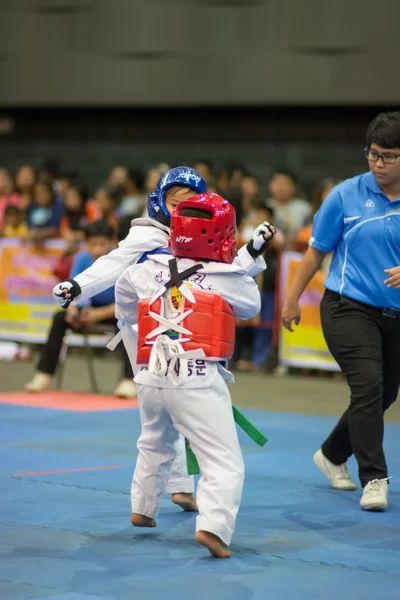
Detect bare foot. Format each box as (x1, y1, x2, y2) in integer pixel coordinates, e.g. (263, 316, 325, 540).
(130, 512, 157, 528)
(171, 492, 198, 512)
(195, 530, 231, 558)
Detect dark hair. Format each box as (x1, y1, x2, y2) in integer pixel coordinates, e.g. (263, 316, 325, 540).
(84, 219, 114, 240)
(127, 168, 145, 191)
(101, 184, 124, 206)
(366, 111, 400, 149)
(270, 168, 298, 185)
(34, 180, 55, 202)
(68, 184, 89, 204)
(193, 159, 213, 171)
(4, 205, 21, 217)
(179, 207, 213, 219)
(41, 159, 60, 178)
(221, 162, 246, 179)
(59, 170, 81, 183)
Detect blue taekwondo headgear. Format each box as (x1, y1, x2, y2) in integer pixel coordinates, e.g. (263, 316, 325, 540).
(148, 166, 207, 220)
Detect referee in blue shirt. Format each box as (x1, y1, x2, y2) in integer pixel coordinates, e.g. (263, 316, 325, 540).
(282, 111, 400, 512)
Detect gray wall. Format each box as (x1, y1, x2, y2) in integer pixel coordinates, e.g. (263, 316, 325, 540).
(0, 0, 399, 106)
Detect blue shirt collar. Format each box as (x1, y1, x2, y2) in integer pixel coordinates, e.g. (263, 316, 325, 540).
(364, 170, 400, 202)
(364, 171, 383, 195)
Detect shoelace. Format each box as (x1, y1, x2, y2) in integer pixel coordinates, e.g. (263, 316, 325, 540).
(365, 477, 392, 495)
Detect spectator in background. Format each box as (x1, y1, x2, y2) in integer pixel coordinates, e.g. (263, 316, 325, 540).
(193, 159, 216, 191)
(0, 168, 20, 230)
(56, 170, 81, 201)
(233, 203, 284, 372)
(108, 165, 128, 188)
(118, 168, 146, 218)
(15, 164, 36, 212)
(38, 159, 60, 187)
(217, 163, 246, 227)
(241, 173, 262, 216)
(145, 164, 170, 195)
(95, 185, 122, 232)
(25, 220, 136, 399)
(27, 181, 64, 241)
(265, 169, 311, 243)
(1, 205, 28, 238)
(295, 178, 340, 249)
(61, 184, 99, 243)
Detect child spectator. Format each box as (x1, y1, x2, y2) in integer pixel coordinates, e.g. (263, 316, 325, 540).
(1, 205, 28, 238)
(0, 168, 20, 230)
(61, 184, 99, 243)
(25, 220, 135, 398)
(27, 181, 64, 240)
(118, 168, 146, 218)
(233, 204, 284, 372)
(94, 185, 123, 233)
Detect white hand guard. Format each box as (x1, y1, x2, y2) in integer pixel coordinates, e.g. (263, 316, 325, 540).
(246, 221, 276, 258)
(52, 279, 82, 309)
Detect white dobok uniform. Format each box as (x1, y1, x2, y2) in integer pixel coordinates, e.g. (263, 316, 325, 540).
(115, 253, 263, 546)
(72, 218, 265, 500)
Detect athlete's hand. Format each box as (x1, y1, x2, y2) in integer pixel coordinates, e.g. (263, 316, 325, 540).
(282, 298, 301, 332)
(384, 266, 400, 289)
(246, 222, 276, 258)
(52, 279, 82, 309)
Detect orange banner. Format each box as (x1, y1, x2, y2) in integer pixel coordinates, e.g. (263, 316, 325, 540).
(0, 239, 65, 342)
(279, 251, 339, 371)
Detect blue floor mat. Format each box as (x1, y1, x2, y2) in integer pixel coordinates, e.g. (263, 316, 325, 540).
(1, 403, 399, 600)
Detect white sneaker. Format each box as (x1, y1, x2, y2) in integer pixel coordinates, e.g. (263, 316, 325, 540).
(25, 372, 53, 393)
(114, 379, 137, 399)
(360, 478, 390, 511)
(313, 449, 357, 490)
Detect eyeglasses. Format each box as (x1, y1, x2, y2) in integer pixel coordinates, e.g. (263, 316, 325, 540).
(365, 146, 400, 165)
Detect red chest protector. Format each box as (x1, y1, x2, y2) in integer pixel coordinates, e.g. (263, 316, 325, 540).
(136, 289, 235, 365)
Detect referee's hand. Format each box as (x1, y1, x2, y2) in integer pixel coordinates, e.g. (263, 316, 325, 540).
(384, 266, 400, 288)
(282, 298, 301, 332)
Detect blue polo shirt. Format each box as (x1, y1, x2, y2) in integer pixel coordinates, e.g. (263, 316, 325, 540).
(70, 251, 115, 307)
(310, 171, 400, 309)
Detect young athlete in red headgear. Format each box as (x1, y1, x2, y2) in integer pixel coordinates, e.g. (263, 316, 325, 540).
(115, 193, 275, 558)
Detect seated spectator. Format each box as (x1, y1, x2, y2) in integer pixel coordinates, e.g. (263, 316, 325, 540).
(108, 166, 128, 188)
(193, 159, 216, 191)
(61, 184, 99, 244)
(15, 164, 36, 213)
(264, 169, 311, 244)
(146, 164, 170, 193)
(1, 205, 28, 238)
(25, 220, 136, 399)
(118, 168, 146, 218)
(27, 181, 64, 240)
(294, 178, 341, 276)
(234, 204, 284, 372)
(0, 168, 20, 229)
(95, 185, 123, 233)
(55, 170, 81, 201)
(217, 163, 247, 227)
(241, 173, 262, 218)
(295, 178, 340, 250)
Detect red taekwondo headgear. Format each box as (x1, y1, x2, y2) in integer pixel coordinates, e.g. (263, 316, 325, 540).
(169, 193, 237, 264)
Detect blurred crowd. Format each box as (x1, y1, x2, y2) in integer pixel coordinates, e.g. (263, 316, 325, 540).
(0, 158, 341, 378)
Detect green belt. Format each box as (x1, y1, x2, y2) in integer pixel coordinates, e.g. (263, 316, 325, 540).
(185, 405, 268, 475)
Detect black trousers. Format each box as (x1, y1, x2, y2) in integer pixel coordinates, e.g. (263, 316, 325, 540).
(320, 290, 400, 486)
(37, 310, 133, 380)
